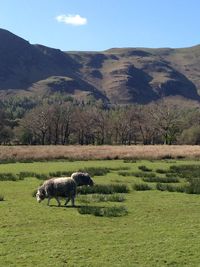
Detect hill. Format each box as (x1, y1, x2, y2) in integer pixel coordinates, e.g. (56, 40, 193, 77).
(0, 28, 200, 104)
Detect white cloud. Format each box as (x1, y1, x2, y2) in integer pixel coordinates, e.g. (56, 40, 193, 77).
(56, 14, 87, 26)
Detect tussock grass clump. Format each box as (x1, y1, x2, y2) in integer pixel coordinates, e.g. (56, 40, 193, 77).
(123, 159, 137, 163)
(143, 176, 179, 183)
(18, 172, 37, 179)
(0, 173, 18, 181)
(161, 155, 173, 160)
(77, 184, 129, 195)
(48, 171, 72, 177)
(0, 194, 4, 201)
(78, 205, 128, 217)
(0, 159, 17, 164)
(118, 171, 132, 176)
(138, 165, 152, 172)
(118, 171, 156, 178)
(78, 167, 110, 176)
(111, 166, 130, 171)
(156, 183, 185, 193)
(170, 165, 200, 179)
(78, 194, 126, 203)
(34, 173, 49, 180)
(155, 169, 170, 174)
(186, 178, 200, 194)
(133, 183, 152, 191)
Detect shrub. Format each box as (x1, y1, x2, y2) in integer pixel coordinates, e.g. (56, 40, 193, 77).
(138, 165, 152, 172)
(77, 184, 129, 195)
(78, 205, 128, 217)
(133, 183, 152, 191)
(143, 176, 179, 183)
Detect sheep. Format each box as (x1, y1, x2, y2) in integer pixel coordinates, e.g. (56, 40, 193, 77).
(36, 172, 94, 207)
(36, 177, 76, 207)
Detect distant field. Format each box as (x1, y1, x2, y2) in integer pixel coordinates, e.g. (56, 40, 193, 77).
(1, 145, 200, 161)
(1, 159, 200, 266)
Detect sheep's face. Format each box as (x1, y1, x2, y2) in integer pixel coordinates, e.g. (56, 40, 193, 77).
(82, 173, 94, 186)
(36, 189, 45, 203)
(87, 176, 94, 186)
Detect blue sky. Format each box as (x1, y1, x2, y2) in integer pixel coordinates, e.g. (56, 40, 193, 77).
(1, 0, 200, 51)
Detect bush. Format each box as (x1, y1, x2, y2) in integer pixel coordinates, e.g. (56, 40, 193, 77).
(143, 176, 179, 183)
(133, 183, 152, 191)
(78, 205, 128, 217)
(77, 184, 129, 195)
(138, 165, 152, 172)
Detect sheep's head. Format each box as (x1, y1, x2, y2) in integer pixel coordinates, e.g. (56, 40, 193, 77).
(36, 188, 46, 203)
(71, 172, 94, 186)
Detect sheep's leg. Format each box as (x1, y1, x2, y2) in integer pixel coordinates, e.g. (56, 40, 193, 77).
(71, 197, 75, 207)
(64, 197, 70, 206)
(55, 197, 61, 207)
(47, 197, 52, 206)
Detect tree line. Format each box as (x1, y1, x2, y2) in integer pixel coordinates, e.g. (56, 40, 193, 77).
(0, 97, 200, 145)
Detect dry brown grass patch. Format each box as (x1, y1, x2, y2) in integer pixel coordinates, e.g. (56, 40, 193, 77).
(0, 145, 200, 161)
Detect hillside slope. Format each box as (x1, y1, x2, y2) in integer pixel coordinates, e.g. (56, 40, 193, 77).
(0, 28, 200, 104)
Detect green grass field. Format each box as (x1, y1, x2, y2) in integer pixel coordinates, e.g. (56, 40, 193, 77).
(1, 159, 200, 266)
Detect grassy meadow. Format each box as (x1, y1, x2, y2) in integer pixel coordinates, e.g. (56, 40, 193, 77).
(1, 158, 200, 266)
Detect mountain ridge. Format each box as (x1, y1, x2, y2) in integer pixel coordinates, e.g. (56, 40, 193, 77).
(0, 28, 200, 104)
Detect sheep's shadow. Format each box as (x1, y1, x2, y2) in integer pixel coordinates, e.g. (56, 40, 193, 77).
(48, 204, 75, 208)
(48, 204, 105, 209)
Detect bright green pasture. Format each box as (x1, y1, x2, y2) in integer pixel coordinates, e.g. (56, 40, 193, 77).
(1, 159, 200, 266)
